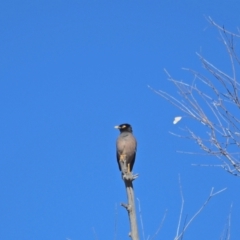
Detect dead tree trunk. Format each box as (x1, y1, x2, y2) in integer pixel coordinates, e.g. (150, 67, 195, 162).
(121, 173, 139, 240)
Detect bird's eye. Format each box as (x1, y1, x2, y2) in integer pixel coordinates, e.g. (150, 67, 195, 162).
(122, 125, 126, 128)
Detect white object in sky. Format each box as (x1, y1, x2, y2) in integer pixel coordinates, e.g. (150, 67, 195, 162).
(173, 116, 182, 124)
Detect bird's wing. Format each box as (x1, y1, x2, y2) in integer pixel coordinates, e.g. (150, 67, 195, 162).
(129, 135, 137, 172)
(116, 151, 121, 171)
(130, 152, 136, 172)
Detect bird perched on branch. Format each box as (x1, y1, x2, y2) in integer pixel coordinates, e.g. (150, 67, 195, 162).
(114, 123, 137, 174)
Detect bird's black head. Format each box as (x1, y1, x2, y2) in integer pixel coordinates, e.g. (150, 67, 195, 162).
(114, 123, 133, 133)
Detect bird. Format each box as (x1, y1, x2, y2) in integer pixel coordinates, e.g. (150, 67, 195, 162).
(114, 123, 137, 174)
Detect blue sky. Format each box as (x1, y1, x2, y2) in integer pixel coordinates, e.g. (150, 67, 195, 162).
(1, 1, 240, 239)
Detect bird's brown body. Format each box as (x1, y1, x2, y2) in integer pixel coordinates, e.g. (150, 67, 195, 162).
(115, 124, 137, 173)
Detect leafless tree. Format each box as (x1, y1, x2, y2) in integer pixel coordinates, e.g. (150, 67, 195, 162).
(151, 17, 240, 176)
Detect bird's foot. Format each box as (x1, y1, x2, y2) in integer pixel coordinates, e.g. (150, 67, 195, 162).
(132, 173, 139, 180)
(122, 172, 138, 181)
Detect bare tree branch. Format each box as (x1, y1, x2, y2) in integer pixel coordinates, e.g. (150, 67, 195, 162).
(137, 198, 145, 240)
(176, 174, 184, 238)
(114, 203, 118, 240)
(151, 18, 240, 176)
(220, 203, 232, 240)
(149, 209, 168, 240)
(92, 227, 99, 240)
(174, 187, 227, 240)
(121, 173, 139, 240)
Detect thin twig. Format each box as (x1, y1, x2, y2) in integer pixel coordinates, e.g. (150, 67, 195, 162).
(114, 203, 118, 240)
(226, 203, 232, 240)
(149, 209, 168, 240)
(92, 227, 99, 240)
(137, 198, 145, 240)
(220, 203, 232, 240)
(174, 187, 227, 240)
(207, 16, 240, 37)
(175, 174, 184, 238)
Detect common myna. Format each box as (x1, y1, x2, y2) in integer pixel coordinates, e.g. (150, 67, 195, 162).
(115, 123, 137, 173)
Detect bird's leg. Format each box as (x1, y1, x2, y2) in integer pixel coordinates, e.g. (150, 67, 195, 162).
(120, 154, 128, 174)
(127, 163, 130, 173)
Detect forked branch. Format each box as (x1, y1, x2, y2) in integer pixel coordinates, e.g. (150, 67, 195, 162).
(174, 185, 227, 240)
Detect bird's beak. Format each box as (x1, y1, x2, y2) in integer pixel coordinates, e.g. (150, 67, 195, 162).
(114, 125, 120, 129)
